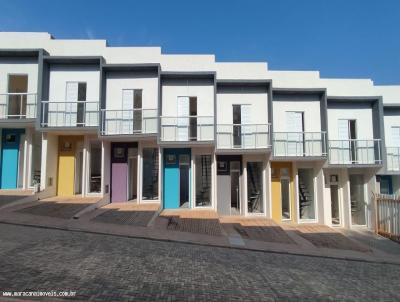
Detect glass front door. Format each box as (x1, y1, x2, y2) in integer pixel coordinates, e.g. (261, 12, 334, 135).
(281, 177, 291, 220)
(330, 184, 340, 225)
(230, 161, 241, 214)
(179, 156, 190, 208)
(247, 162, 263, 214)
(349, 174, 366, 225)
(195, 155, 212, 207)
(298, 168, 315, 220)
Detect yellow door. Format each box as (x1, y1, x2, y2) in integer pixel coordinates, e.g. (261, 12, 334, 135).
(57, 136, 83, 196)
(271, 162, 296, 223)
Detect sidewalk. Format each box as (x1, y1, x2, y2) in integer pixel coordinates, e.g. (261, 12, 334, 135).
(0, 198, 399, 265)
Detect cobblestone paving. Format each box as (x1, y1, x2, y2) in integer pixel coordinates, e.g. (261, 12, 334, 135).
(0, 223, 399, 301)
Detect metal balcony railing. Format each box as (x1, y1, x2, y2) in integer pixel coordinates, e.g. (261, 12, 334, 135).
(101, 109, 158, 135)
(160, 116, 214, 142)
(0, 93, 37, 119)
(273, 132, 327, 157)
(41, 101, 99, 127)
(386, 147, 400, 172)
(217, 123, 271, 149)
(328, 139, 382, 165)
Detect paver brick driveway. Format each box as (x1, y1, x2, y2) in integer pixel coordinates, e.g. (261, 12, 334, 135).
(16, 196, 100, 219)
(92, 203, 159, 227)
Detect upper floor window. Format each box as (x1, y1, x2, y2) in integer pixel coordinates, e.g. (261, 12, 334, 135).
(66, 82, 87, 127)
(7, 74, 28, 118)
(122, 89, 142, 132)
(177, 96, 198, 141)
(391, 126, 400, 147)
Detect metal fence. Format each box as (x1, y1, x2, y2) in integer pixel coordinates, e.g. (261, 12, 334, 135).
(273, 131, 327, 157)
(329, 139, 382, 165)
(101, 109, 157, 135)
(375, 193, 400, 242)
(160, 116, 214, 142)
(41, 101, 99, 127)
(0, 93, 37, 119)
(217, 123, 271, 149)
(386, 147, 400, 172)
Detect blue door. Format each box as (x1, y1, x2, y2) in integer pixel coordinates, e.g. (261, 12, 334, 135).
(163, 148, 191, 209)
(1, 129, 24, 189)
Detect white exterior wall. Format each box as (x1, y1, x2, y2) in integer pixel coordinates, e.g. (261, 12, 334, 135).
(40, 132, 58, 196)
(160, 55, 215, 72)
(266, 71, 321, 88)
(215, 62, 268, 80)
(0, 58, 38, 94)
(105, 72, 158, 110)
(48, 65, 100, 102)
(216, 91, 268, 125)
(321, 79, 375, 97)
(384, 114, 400, 146)
(101, 140, 111, 203)
(161, 80, 214, 117)
(272, 96, 321, 132)
(374, 86, 400, 104)
(327, 104, 374, 140)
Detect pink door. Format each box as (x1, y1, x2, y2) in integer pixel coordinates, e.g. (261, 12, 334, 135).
(111, 163, 127, 202)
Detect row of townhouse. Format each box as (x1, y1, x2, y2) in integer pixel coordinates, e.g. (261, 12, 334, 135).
(1, 32, 399, 230)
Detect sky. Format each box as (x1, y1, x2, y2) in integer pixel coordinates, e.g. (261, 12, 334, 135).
(0, 0, 399, 84)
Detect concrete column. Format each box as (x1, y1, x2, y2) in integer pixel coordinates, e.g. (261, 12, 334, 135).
(212, 151, 217, 211)
(366, 171, 377, 230)
(159, 147, 163, 209)
(243, 156, 248, 216)
(292, 162, 299, 223)
(317, 165, 329, 225)
(190, 148, 195, 209)
(82, 135, 89, 197)
(262, 157, 268, 218)
(40, 132, 48, 192)
(101, 140, 111, 203)
(22, 128, 32, 189)
(137, 141, 142, 204)
(341, 169, 351, 228)
(265, 156, 272, 219)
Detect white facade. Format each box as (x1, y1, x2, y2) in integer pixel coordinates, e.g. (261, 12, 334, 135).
(105, 72, 158, 111)
(48, 65, 100, 102)
(327, 103, 374, 140)
(1, 32, 400, 231)
(273, 94, 321, 132)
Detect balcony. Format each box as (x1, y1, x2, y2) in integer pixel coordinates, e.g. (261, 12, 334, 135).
(160, 116, 214, 142)
(41, 101, 99, 127)
(216, 124, 271, 150)
(328, 139, 382, 165)
(386, 147, 400, 172)
(273, 132, 327, 157)
(100, 109, 157, 136)
(0, 93, 37, 119)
